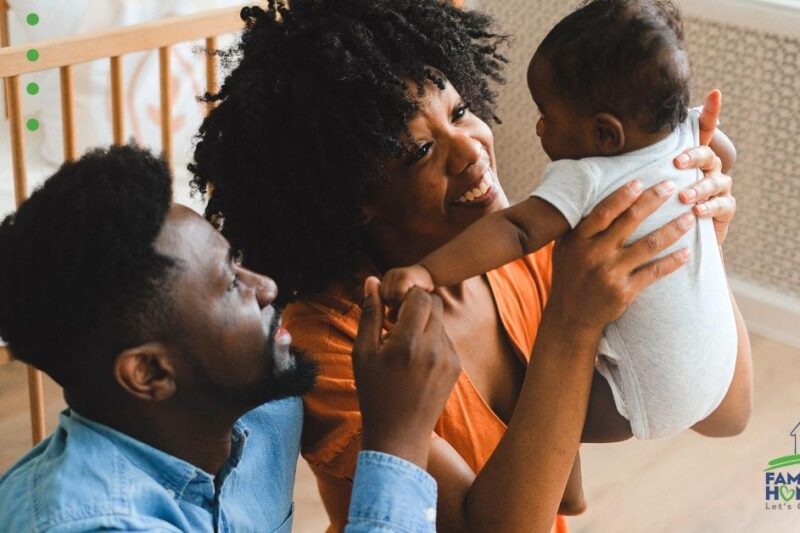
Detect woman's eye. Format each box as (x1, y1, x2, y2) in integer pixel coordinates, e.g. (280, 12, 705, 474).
(453, 103, 470, 121)
(410, 142, 433, 163)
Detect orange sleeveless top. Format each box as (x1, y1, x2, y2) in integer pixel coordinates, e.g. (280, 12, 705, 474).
(284, 245, 568, 533)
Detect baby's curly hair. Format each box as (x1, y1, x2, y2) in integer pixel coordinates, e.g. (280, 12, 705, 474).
(0, 145, 176, 388)
(190, 0, 508, 303)
(534, 0, 691, 133)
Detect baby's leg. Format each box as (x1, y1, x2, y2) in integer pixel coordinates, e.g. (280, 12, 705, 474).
(582, 370, 633, 443)
(691, 335, 752, 437)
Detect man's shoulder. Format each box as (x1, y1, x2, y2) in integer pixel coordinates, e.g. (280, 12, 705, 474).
(0, 417, 175, 532)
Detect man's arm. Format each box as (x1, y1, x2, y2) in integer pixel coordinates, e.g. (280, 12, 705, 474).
(347, 451, 438, 532)
(346, 278, 461, 531)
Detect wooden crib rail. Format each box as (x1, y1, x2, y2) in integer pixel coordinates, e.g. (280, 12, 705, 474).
(0, 4, 247, 446)
(0, 6, 243, 77)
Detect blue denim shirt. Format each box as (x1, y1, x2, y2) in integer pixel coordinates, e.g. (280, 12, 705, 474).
(0, 398, 437, 532)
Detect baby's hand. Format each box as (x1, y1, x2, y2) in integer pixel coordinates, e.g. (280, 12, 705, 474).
(380, 265, 435, 308)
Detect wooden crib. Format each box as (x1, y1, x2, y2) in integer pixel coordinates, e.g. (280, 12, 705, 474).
(0, 2, 247, 446)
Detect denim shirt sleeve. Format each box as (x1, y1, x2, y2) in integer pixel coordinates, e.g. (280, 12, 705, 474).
(346, 451, 437, 532)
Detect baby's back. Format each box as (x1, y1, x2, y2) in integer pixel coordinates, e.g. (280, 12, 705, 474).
(533, 111, 738, 439)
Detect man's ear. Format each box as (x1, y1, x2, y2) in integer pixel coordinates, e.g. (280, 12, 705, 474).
(592, 113, 625, 155)
(357, 203, 378, 226)
(114, 342, 177, 402)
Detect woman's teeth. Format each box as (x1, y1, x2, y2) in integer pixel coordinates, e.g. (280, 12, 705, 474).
(456, 171, 493, 204)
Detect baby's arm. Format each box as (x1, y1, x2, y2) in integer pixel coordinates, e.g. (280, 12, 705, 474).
(381, 198, 570, 303)
(422, 197, 569, 286)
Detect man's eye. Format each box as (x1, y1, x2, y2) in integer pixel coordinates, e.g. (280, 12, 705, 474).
(228, 276, 240, 292)
(453, 103, 470, 121)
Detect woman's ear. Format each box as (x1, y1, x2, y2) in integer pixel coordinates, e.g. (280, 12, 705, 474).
(114, 342, 177, 402)
(592, 113, 625, 155)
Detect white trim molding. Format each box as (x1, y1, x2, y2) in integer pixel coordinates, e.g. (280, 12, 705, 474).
(729, 276, 800, 350)
(678, 0, 800, 38)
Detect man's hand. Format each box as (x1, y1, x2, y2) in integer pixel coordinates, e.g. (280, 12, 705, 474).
(380, 265, 435, 309)
(353, 276, 461, 469)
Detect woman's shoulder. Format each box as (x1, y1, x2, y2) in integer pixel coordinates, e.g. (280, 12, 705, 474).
(489, 244, 554, 293)
(283, 287, 364, 473)
(487, 246, 555, 359)
(283, 289, 362, 348)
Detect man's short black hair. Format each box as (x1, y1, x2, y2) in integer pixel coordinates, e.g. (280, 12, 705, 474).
(0, 144, 177, 388)
(190, 0, 508, 303)
(535, 0, 691, 133)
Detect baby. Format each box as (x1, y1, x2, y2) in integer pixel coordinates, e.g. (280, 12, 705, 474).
(382, 0, 739, 440)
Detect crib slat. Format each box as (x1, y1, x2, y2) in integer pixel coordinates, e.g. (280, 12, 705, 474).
(205, 36, 218, 115)
(0, 346, 11, 365)
(27, 366, 46, 444)
(110, 56, 125, 145)
(159, 46, 172, 168)
(60, 65, 77, 161)
(7, 75, 28, 206)
(1, 0, 9, 118)
(7, 75, 47, 445)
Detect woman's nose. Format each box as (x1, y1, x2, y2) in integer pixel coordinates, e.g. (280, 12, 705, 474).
(447, 131, 482, 176)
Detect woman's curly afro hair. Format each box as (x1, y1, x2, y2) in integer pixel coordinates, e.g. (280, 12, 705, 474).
(190, 0, 508, 304)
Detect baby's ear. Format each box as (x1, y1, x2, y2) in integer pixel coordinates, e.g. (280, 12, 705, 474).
(591, 113, 625, 155)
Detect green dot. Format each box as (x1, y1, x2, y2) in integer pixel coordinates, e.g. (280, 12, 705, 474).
(26, 49, 39, 62)
(26, 82, 39, 95)
(26, 119, 39, 132)
(26, 13, 40, 26)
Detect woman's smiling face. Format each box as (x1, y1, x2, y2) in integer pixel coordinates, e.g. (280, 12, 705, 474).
(365, 77, 509, 263)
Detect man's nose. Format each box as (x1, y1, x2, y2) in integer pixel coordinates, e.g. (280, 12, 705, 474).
(536, 118, 543, 138)
(239, 267, 278, 308)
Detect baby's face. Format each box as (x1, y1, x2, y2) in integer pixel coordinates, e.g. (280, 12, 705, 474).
(527, 57, 597, 161)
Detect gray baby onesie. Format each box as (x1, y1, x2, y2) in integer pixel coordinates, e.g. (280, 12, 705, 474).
(532, 109, 737, 439)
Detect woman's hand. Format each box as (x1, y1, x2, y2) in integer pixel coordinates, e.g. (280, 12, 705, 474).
(675, 146, 736, 245)
(674, 89, 737, 245)
(547, 179, 695, 332)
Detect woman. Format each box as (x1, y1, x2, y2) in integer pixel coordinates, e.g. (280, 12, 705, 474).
(190, 1, 750, 531)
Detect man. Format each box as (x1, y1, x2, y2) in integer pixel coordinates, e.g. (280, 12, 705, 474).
(0, 144, 460, 531)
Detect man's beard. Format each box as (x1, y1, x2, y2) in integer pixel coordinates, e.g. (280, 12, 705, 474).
(189, 310, 318, 409)
(260, 309, 318, 402)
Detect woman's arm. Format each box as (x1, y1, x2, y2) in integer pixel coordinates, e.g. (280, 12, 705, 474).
(429, 179, 696, 533)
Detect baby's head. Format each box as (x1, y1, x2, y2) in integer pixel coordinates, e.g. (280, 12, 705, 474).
(528, 0, 691, 161)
